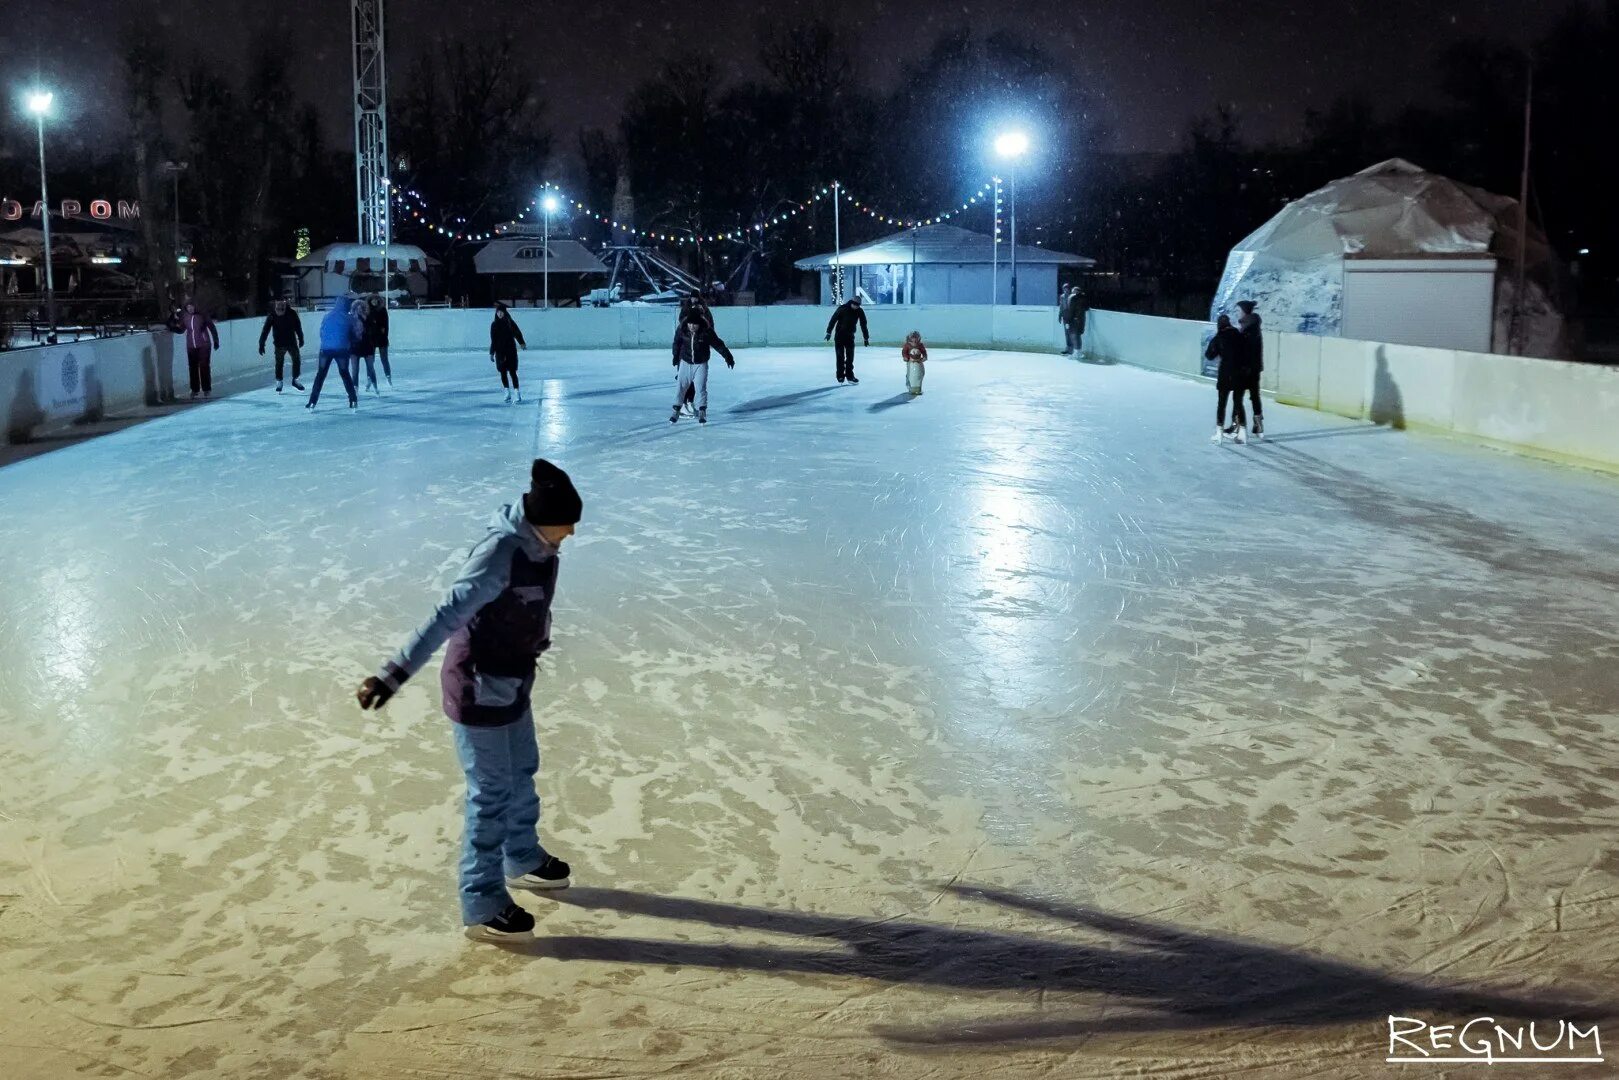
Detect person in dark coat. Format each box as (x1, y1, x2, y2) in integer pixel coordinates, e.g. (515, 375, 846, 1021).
(490, 302, 528, 403)
(1063, 286, 1089, 357)
(366, 295, 393, 387)
(1205, 314, 1249, 444)
(669, 308, 735, 425)
(1236, 300, 1264, 438)
(258, 297, 306, 392)
(824, 295, 869, 384)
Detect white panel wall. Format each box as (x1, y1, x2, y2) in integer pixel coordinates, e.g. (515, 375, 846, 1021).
(1342, 260, 1495, 354)
(1085, 308, 1619, 473)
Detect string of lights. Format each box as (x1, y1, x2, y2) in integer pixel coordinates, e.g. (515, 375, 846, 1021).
(395, 179, 999, 247)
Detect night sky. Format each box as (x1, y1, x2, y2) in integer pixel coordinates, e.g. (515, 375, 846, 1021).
(2, 0, 1564, 162)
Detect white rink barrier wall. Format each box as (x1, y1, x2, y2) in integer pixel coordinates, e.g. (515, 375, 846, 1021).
(380, 304, 1066, 353)
(1085, 308, 1619, 474)
(1, 305, 1064, 446)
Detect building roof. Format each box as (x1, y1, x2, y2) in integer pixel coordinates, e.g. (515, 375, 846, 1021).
(794, 224, 1093, 270)
(292, 243, 435, 271)
(474, 238, 609, 276)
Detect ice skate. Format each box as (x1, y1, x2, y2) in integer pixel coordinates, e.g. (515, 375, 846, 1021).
(504, 389, 513, 404)
(1252, 416, 1265, 440)
(515, 390, 523, 403)
(291, 379, 305, 391)
(386, 375, 393, 387)
(1211, 425, 1224, 444)
(846, 375, 859, 385)
(276, 380, 283, 393)
(507, 855, 570, 892)
(305, 401, 315, 411)
(1234, 426, 1248, 445)
(670, 408, 680, 423)
(698, 408, 707, 424)
(464, 903, 536, 943)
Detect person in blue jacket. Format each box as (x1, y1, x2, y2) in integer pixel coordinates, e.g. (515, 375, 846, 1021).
(356, 459, 583, 943)
(305, 296, 360, 410)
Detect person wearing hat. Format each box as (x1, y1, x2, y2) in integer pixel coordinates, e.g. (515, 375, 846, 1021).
(490, 301, 528, 403)
(357, 459, 583, 942)
(824, 294, 870, 384)
(258, 296, 306, 393)
(1235, 300, 1264, 438)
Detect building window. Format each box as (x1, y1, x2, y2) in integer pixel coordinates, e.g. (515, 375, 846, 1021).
(514, 246, 552, 260)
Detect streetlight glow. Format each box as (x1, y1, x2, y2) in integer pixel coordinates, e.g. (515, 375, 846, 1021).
(25, 90, 53, 117)
(994, 131, 1029, 159)
(541, 193, 560, 214)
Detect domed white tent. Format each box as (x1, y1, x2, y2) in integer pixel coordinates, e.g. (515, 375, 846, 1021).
(1211, 159, 1566, 358)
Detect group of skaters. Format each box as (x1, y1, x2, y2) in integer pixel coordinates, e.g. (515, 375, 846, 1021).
(257, 294, 394, 409)
(1205, 300, 1266, 443)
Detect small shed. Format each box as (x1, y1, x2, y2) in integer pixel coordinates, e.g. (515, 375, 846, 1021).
(473, 238, 609, 307)
(794, 224, 1093, 306)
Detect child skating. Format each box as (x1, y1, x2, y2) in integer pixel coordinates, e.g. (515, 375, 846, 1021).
(357, 459, 583, 943)
(490, 302, 527, 403)
(902, 330, 928, 397)
(670, 308, 735, 425)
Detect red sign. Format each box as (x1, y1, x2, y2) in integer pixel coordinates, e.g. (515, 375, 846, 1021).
(1, 198, 141, 222)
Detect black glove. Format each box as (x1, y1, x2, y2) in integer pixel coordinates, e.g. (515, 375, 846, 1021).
(672, 358, 679, 367)
(863, 338, 870, 347)
(725, 358, 735, 369)
(357, 676, 394, 710)
(824, 334, 831, 342)
(258, 345, 265, 355)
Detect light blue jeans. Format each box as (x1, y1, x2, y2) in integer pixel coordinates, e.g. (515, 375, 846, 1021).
(451, 710, 550, 925)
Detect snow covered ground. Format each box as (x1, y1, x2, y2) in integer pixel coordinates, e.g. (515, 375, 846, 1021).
(1, 346, 1615, 1078)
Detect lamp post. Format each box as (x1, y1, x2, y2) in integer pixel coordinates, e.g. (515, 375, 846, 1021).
(25, 90, 56, 339)
(160, 160, 189, 280)
(994, 131, 1029, 305)
(540, 192, 560, 310)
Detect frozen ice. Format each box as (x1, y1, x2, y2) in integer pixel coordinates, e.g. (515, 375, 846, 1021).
(0, 345, 1615, 1076)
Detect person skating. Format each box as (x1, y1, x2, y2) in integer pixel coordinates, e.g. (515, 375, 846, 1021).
(902, 330, 928, 397)
(670, 308, 735, 424)
(825, 295, 869, 384)
(169, 301, 220, 399)
(1058, 285, 1074, 354)
(356, 459, 583, 943)
(1063, 285, 1089, 357)
(305, 296, 359, 411)
(348, 299, 383, 395)
(366, 295, 393, 387)
(258, 296, 306, 392)
(490, 302, 527, 403)
(1236, 300, 1265, 439)
(1205, 314, 1248, 444)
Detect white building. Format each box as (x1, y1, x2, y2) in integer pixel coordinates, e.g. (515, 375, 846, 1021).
(795, 224, 1093, 306)
(1212, 159, 1567, 358)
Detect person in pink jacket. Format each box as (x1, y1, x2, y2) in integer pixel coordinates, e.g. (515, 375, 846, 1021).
(168, 301, 221, 399)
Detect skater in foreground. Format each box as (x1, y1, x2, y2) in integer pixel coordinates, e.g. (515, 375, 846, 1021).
(1205, 314, 1248, 443)
(258, 296, 305, 393)
(825, 294, 869, 384)
(490, 302, 527, 403)
(670, 306, 735, 424)
(357, 459, 582, 942)
(902, 330, 927, 396)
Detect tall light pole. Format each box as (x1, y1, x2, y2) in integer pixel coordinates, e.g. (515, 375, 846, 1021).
(994, 131, 1029, 305)
(26, 90, 56, 338)
(541, 192, 560, 309)
(161, 161, 189, 280)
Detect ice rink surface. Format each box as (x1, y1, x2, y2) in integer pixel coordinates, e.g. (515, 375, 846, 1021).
(1, 345, 1616, 1078)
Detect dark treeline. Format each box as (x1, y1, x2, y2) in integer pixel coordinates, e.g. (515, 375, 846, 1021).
(9, 3, 1613, 315)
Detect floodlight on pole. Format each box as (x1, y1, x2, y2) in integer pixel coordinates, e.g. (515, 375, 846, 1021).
(25, 90, 57, 338)
(993, 130, 1030, 303)
(541, 192, 561, 309)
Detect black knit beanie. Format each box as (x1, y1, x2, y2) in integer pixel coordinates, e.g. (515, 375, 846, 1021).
(524, 459, 583, 526)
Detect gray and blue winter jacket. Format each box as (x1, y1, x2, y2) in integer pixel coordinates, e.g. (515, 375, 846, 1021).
(377, 500, 560, 726)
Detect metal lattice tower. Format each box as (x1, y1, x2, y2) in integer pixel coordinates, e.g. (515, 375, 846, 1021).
(352, 0, 390, 246)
